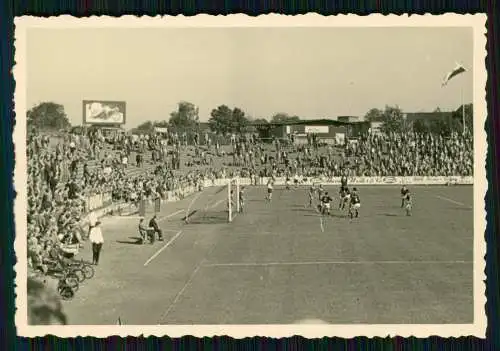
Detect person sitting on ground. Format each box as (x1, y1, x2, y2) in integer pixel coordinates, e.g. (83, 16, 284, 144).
(149, 215, 163, 241)
(138, 217, 148, 244)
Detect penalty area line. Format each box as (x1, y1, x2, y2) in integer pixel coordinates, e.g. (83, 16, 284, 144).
(158, 209, 184, 222)
(143, 230, 183, 267)
(434, 195, 472, 208)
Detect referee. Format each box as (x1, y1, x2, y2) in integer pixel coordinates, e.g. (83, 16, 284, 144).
(89, 221, 104, 265)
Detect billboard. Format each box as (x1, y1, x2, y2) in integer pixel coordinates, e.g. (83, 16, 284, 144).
(83, 100, 126, 125)
(305, 126, 329, 134)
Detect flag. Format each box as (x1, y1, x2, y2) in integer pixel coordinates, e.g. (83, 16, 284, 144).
(442, 63, 466, 86)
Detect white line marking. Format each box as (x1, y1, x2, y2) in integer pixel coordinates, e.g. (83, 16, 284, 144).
(203, 260, 472, 268)
(184, 192, 203, 218)
(209, 199, 224, 209)
(123, 209, 185, 221)
(434, 195, 470, 208)
(158, 262, 203, 323)
(158, 209, 184, 222)
(143, 230, 183, 267)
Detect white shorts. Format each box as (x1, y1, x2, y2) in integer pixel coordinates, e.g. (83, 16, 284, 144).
(323, 203, 331, 210)
(352, 203, 361, 209)
(343, 194, 351, 201)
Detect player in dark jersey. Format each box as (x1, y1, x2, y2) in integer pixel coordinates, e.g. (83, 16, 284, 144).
(339, 187, 351, 210)
(320, 192, 333, 215)
(349, 188, 361, 219)
(340, 174, 348, 192)
(239, 187, 244, 213)
(400, 185, 410, 208)
(317, 184, 325, 202)
(403, 189, 412, 216)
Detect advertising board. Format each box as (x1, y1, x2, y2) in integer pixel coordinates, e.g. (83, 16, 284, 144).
(305, 126, 329, 134)
(83, 100, 126, 125)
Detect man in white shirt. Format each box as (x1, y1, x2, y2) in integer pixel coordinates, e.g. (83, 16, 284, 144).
(89, 221, 104, 265)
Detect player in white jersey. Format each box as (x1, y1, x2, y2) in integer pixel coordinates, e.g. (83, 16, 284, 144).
(293, 173, 300, 188)
(308, 186, 315, 207)
(266, 179, 274, 201)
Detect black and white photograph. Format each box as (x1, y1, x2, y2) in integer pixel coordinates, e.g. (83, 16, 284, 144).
(14, 15, 487, 338)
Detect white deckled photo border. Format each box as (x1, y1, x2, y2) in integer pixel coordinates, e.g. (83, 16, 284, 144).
(13, 13, 488, 338)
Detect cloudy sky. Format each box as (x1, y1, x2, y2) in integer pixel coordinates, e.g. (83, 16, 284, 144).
(26, 26, 473, 128)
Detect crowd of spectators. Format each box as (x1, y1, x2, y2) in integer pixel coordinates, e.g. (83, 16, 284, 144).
(27, 126, 473, 275)
(185, 129, 473, 179)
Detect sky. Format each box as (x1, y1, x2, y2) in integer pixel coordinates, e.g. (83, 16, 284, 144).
(26, 26, 473, 128)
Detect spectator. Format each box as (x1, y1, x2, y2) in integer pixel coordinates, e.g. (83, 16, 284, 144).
(89, 221, 104, 265)
(149, 215, 163, 241)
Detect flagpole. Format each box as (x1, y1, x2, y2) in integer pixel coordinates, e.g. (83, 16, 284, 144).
(461, 87, 465, 135)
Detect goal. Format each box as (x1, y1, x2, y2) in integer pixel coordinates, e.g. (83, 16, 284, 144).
(227, 177, 240, 222)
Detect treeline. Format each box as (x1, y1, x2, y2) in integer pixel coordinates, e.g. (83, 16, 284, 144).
(27, 100, 473, 137)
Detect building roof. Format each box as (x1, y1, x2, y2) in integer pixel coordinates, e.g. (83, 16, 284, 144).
(404, 112, 453, 122)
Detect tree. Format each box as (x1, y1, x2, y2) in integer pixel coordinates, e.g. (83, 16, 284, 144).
(208, 105, 250, 135)
(27, 102, 71, 131)
(379, 105, 406, 134)
(155, 120, 169, 128)
(364, 108, 384, 122)
(232, 107, 249, 134)
(270, 113, 300, 124)
(168, 101, 199, 133)
(131, 120, 170, 134)
(209, 105, 233, 135)
(131, 121, 154, 134)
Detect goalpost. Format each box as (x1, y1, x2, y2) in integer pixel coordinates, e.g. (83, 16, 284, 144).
(228, 177, 240, 223)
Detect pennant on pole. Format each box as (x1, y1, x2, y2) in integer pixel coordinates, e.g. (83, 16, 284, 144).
(442, 63, 466, 86)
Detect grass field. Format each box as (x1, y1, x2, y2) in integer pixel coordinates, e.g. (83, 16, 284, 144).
(62, 184, 473, 325)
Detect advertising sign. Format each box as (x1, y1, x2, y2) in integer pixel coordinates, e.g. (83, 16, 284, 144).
(154, 127, 168, 134)
(83, 100, 126, 125)
(305, 126, 329, 134)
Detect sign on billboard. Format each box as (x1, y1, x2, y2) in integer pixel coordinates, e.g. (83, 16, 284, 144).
(154, 127, 168, 134)
(305, 126, 329, 134)
(83, 100, 126, 125)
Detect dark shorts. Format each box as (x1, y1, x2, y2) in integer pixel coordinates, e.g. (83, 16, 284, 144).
(267, 188, 273, 194)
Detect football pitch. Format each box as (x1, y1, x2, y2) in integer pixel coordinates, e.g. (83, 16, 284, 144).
(62, 184, 474, 325)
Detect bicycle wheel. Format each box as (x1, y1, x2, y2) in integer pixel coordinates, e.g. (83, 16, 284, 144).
(65, 273, 80, 291)
(59, 286, 75, 300)
(72, 268, 85, 283)
(82, 264, 95, 279)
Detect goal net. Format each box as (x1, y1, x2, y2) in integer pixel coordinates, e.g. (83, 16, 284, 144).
(180, 178, 240, 225)
(227, 177, 240, 223)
